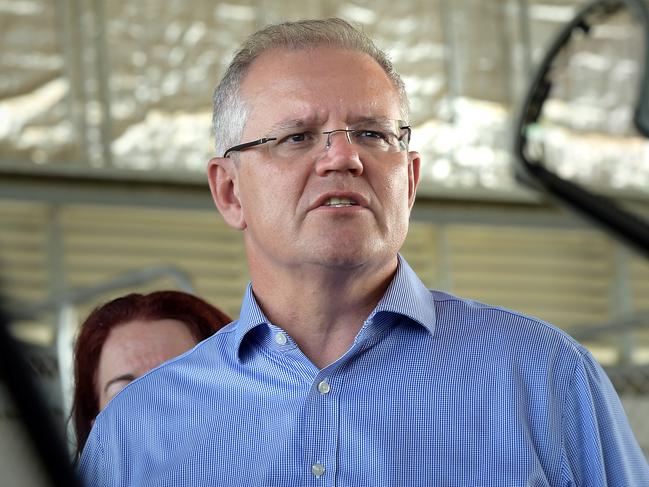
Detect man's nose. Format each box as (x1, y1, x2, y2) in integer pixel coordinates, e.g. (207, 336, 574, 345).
(315, 131, 364, 177)
(324, 129, 352, 149)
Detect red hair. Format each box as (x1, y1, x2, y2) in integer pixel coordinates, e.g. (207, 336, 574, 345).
(71, 291, 231, 459)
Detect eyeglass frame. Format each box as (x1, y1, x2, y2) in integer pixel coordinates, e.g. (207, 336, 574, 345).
(222, 122, 412, 159)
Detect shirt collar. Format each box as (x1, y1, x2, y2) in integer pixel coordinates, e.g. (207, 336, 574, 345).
(230, 254, 436, 361)
(370, 254, 436, 336)
(231, 284, 270, 354)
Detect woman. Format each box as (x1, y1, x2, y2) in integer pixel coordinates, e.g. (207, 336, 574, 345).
(71, 290, 231, 458)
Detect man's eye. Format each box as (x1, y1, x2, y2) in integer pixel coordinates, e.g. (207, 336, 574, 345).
(280, 132, 312, 144)
(356, 130, 389, 141)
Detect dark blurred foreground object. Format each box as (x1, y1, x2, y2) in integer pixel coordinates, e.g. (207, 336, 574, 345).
(0, 298, 80, 487)
(515, 0, 649, 258)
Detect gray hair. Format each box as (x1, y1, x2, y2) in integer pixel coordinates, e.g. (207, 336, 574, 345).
(212, 18, 409, 158)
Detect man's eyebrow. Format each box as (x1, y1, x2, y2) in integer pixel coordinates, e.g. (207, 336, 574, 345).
(352, 116, 391, 124)
(266, 119, 309, 133)
(266, 116, 394, 133)
(104, 374, 136, 393)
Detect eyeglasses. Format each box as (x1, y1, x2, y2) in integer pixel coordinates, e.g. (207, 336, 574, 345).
(223, 119, 411, 159)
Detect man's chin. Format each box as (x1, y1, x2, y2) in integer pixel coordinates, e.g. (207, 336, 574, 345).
(305, 242, 394, 271)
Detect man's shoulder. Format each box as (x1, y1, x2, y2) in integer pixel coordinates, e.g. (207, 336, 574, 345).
(428, 289, 587, 359)
(96, 321, 239, 416)
(147, 320, 237, 373)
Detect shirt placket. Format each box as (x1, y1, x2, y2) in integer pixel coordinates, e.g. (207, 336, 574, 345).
(302, 369, 341, 486)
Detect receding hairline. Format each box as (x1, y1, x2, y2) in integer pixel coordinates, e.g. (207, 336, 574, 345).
(241, 43, 400, 90)
(232, 18, 387, 59)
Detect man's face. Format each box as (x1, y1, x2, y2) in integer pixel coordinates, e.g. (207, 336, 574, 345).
(210, 46, 420, 273)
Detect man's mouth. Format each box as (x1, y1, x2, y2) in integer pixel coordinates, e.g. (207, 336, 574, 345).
(323, 197, 358, 208)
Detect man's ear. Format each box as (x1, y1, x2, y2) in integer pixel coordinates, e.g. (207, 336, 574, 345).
(207, 157, 247, 230)
(407, 150, 421, 210)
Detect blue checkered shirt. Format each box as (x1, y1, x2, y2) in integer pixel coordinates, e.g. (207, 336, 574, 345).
(79, 256, 649, 486)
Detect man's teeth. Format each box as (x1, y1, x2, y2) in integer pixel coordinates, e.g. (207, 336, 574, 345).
(324, 197, 357, 207)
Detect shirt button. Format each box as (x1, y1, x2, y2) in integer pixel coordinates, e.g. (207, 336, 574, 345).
(274, 332, 287, 345)
(317, 379, 331, 394)
(311, 462, 326, 478)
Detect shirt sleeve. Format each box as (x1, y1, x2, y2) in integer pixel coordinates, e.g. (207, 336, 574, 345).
(561, 345, 649, 486)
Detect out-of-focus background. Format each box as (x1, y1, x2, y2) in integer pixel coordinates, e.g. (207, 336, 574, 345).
(0, 0, 648, 459)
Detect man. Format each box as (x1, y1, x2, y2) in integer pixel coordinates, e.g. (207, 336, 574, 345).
(79, 18, 649, 486)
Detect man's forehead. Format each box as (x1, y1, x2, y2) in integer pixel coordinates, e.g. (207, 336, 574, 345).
(244, 105, 402, 138)
(265, 113, 397, 132)
(239, 47, 401, 131)
(240, 45, 391, 93)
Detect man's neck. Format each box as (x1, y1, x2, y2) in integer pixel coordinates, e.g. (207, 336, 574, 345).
(249, 257, 398, 369)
